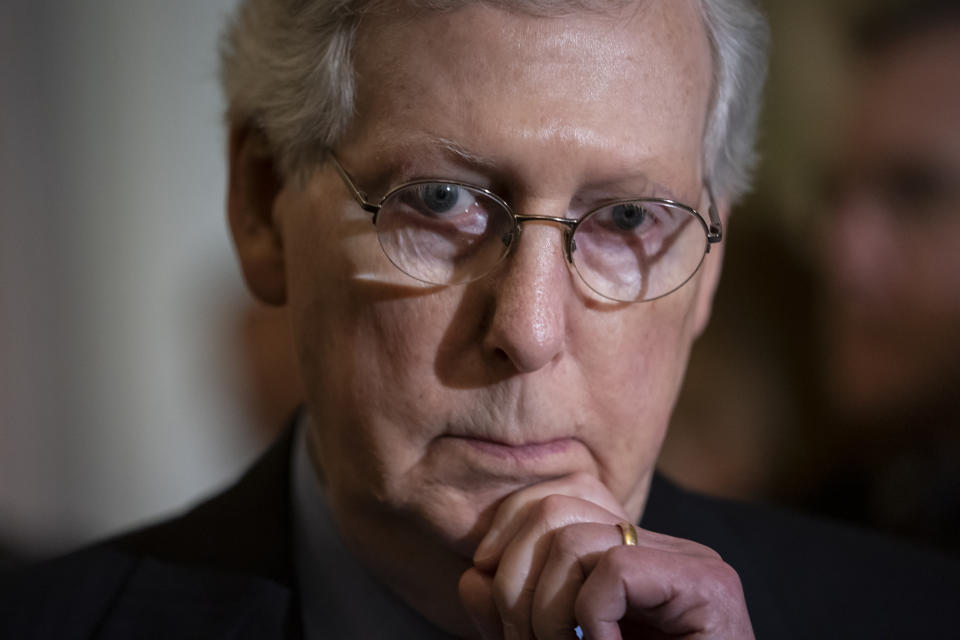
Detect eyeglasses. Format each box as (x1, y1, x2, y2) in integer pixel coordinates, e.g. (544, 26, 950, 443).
(330, 154, 723, 303)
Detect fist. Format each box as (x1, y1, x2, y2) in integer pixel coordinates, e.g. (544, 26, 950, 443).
(459, 474, 754, 639)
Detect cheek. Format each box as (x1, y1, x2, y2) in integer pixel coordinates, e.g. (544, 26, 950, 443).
(585, 278, 700, 400)
(280, 180, 437, 391)
(286, 239, 474, 515)
(290, 254, 456, 427)
(278, 179, 462, 461)
(578, 285, 701, 484)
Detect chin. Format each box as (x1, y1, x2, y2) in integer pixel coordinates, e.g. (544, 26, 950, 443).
(388, 471, 528, 557)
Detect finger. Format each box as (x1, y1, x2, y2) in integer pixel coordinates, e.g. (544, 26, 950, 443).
(530, 522, 619, 640)
(459, 567, 503, 640)
(529, 523, 707, 639)
(575, 545, 754, 640)
(474, 472, 628, 569)
(491, 495, 618, 640)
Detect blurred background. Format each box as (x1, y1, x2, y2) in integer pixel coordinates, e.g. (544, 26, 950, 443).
(1, 0, 957, 564)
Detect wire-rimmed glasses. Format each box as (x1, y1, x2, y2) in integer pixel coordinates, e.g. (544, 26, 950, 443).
(330, 154, 722, 303)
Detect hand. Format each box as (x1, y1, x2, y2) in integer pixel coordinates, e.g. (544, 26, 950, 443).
(458, 473, 754, 639)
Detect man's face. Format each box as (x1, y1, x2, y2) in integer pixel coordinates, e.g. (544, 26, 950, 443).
(823, 27, 960, 416)
(273, 1, 717, 554)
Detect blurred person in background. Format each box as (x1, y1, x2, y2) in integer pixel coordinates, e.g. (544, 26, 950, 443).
(2, 0, 959, 638)
(809, 0, 960, 553)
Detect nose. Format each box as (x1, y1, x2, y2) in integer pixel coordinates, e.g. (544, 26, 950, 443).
(482, 222, 570, 373)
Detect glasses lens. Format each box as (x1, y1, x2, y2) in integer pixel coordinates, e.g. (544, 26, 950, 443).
(572, 201, 708, 302)
(375, 182, 515, 285)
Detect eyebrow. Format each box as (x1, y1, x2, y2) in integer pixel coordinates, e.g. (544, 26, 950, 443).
(421, 135, 500, 170)
(423, 136, 679, 198)
(385, 134, 687, 204)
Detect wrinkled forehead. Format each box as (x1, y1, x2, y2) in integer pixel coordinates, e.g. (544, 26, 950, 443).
(353, 0, 712, 108)
(344, 0, 713, 185)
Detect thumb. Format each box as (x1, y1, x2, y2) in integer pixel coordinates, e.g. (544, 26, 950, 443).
(459, 567, 502, 640)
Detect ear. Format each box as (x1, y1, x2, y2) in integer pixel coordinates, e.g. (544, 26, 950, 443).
(227, 125, 287, 306)
(691, 199, 730, 337)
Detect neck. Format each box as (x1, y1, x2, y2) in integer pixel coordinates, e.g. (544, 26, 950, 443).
(327, 494, 477, 637)
(300, 424, 474, 636)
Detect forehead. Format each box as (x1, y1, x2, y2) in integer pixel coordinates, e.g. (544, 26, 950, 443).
(342, 1, 712, 191)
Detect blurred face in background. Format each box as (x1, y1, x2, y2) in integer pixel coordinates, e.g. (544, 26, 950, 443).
(822, 24, 960, 418)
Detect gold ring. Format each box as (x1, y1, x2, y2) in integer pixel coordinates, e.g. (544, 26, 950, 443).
(616, 521, 638, 546)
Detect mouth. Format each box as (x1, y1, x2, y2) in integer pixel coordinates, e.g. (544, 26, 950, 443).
(439, 435, 578, 463)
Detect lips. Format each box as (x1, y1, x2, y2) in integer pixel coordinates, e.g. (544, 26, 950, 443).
(442, 435, 577, 462)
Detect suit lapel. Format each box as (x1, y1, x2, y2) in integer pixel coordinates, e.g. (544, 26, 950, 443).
(102, 426, 302, 638)
(112, 426, 298, 585)
(96, 556, 294, 639)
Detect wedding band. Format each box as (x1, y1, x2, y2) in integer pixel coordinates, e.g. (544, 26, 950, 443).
(616, 521, 638, 546)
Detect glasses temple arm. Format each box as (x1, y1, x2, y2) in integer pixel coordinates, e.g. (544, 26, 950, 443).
(330, 154, 381, 215)
(705, 182, 723, 244)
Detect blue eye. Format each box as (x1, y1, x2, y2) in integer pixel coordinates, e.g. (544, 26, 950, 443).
(419, 183, 460, 214)
(611, 203, 649, 231)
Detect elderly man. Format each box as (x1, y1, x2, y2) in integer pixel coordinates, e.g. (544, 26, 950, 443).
(2, 0, 958, 638)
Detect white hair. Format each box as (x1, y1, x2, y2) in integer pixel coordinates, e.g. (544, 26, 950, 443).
(221, 0, 769, 203)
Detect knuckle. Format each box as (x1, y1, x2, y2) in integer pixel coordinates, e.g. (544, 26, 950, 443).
(697, 561, 750, 633)
(568, 470, 599, 488)
(652, 531, 722, 560)
(697, 557, 746, 600)
(497, 487, 529, 516)
(713, 560, 745, 593)
(685, 539, 724, 560)
(535, 493, 573, 523)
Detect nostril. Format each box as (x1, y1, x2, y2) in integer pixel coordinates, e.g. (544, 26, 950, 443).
(483, 291, 566, 374)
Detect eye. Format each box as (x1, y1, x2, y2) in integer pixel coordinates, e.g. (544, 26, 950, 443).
(611, 203, 649, 231)
(389, 182, 494, 234)
(417, 183, 462, 215)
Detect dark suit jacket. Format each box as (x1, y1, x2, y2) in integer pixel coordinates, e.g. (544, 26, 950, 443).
(3, 429, 959, 639)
